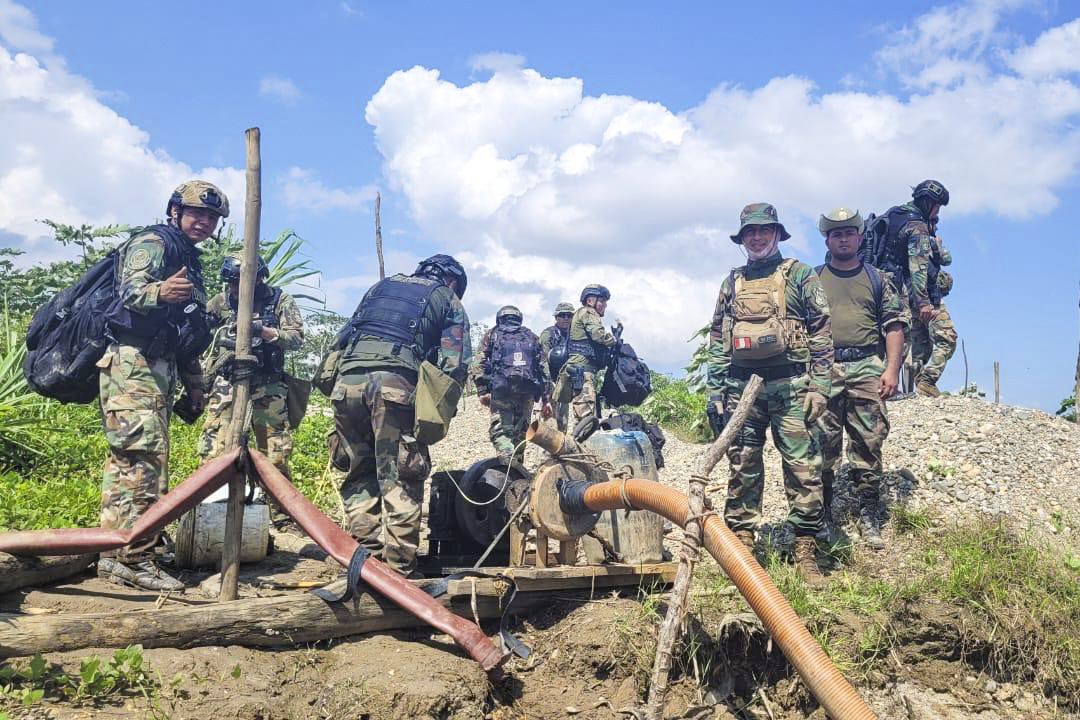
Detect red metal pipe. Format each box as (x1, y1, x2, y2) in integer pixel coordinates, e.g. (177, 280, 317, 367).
(249, 450, 507, 674)
(0, 449, 240, 556)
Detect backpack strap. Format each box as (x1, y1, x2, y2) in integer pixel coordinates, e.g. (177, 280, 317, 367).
(773, 258, 797, 320)
(862, 262, 884, 313)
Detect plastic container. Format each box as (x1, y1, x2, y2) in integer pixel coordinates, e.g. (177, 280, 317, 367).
(174, 502, 270, 569)
(581, 429, 665, 565)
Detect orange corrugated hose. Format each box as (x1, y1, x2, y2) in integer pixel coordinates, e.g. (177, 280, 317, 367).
(528, 422, 877, 720)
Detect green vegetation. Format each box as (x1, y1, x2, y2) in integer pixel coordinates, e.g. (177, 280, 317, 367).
(0, 645, 181, 718)
(640, 374, 710, 442)
(613, 518, 1080, 709)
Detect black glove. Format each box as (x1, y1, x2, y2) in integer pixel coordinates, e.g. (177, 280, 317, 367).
(172, 393, 202, 424)
(706, 395, 726, 439)
(250, 320, 264, 336)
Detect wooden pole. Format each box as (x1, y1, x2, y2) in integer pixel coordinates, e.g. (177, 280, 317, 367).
(645, 374, 764, 720)
(1075, 281, 1080, 423)
(375, 191, 385, 280)
(993, 362, 1000, 404)
(961, 339, 968, 394)
(220, 128, 261, 602)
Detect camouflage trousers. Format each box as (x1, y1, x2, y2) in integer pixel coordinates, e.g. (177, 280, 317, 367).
(555, 366, 600, 429)
(331, 370, 431, 574)
(724, 374, 824, 536)
(911, 302, 957, 383)
(488, 391, 534, 462)
(197, 375, 293, 478)
(818, 358, 890, 495)
(96, 343, 176, 562)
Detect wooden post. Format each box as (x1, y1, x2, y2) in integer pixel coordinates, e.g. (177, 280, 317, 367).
(645, 374, 764, 720)
(1075, 281, 1080, 423)
(994, 361, 1000, 405)
(375, 191, 385, 280)
(220, 128, 262, 602)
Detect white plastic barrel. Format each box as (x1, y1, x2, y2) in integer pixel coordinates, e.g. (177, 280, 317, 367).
(174, 503, 270, 569)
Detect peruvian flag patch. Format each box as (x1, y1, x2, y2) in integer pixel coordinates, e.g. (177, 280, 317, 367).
(734, 336, 753, 350)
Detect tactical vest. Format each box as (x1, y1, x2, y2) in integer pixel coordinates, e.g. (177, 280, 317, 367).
(105, 224, 210, 363)
(488, 325, 542, 397)
(729, 258, 807, 364)
(348, 274, 443, 358)
(861, 205, 924, 282)
(566, 309, 610, 369)
(228, 285, 285, 377)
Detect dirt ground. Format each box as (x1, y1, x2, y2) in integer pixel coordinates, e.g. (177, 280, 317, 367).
(1, 527, 1075, 720)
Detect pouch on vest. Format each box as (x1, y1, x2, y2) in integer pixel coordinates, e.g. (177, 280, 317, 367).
(731, 260, 794, 361)
(285, 373, 312, 428)
(312, 348, 343, 396)
(413, 360, 462, 445)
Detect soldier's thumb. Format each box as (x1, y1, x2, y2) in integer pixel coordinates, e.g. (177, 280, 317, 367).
(171, 266, 188, 279)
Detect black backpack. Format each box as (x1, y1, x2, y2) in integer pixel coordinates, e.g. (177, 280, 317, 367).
(489, 325, 543, 398)
(24, 250, 121, 404)
(599, 411, 666, 469)
(859, 206, 923, 280)
(599, 339, 652, 407)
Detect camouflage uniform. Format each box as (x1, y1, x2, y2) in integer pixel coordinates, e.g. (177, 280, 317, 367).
(332, 273, 470, 574)
(539, 321, 570, 431)
(197, 287, 305, 477)
(97, 228, 206, 562)
(555, 306, 616, 426)
(910, 236, 957, 384)
(474, 314, 552, 463)
(707, 207, 833, 539)
(815, 264, 907, 497)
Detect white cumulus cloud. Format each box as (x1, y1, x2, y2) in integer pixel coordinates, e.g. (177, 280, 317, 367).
(365, 3, 1080, 371)
(280, 167, 374, 212)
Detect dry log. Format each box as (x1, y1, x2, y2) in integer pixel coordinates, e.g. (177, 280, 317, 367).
(0, 553, 95, 595)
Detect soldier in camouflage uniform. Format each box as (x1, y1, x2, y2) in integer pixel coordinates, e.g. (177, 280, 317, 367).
(475, 306, 553, 464)
(814, 209, 907, 549)
(555, 285, 618, 432)
(331, 254, 470, 577)
(198, 255, 305, 482)
(707, 203, 833, 587)
(912, 233, 957, 396)
(540, 302, 574, 430)
(97, 180, 228, 591)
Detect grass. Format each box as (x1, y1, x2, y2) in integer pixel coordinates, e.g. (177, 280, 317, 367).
(639, 374, 710, 443)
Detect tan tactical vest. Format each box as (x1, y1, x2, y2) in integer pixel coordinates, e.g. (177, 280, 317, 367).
(730, 259, 808, 362)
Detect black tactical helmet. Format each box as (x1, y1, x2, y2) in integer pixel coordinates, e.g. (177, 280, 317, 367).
(415, 254, 468, 298)
(579, 284, 611, 305)
(912, 179, 949, 207)
(220, 255, 269, 283)
(496, 305, 523, 324)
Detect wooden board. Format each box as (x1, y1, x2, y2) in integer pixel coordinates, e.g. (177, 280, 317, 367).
(444, 561, 677, 597)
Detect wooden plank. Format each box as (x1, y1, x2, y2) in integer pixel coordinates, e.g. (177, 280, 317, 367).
(444, 562, 678, 597)
(535, 531, 551, 568)
(556, 539, 577, 566)
(509, 524, 526, 568)
(504, 561, 676, 580)
(0, 553, 95, 595)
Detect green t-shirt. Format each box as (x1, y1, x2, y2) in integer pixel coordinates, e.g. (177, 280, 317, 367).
(817, 264, 880, 349)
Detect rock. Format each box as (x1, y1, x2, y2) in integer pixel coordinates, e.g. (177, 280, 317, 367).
(984, 679, 998, 693)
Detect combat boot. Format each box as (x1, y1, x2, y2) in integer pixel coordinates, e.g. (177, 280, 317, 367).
(732, 529, 755, 551)
(856, 487, 885, 550)
(98, 557, 185, 592)
(793, 536, 827, 588)
(915, 375, 941, 397)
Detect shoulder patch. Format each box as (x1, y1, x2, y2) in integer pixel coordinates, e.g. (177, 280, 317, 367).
(810, 283, 830, 311)
(125, 248, 152, 271)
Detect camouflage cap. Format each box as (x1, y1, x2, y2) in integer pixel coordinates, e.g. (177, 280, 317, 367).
(818, 207, 863, 236)
(730, 203, 791, 244)
(168, 180, 230, 218)
(496, 305, 523, 322)
(553, 302, 575, 315)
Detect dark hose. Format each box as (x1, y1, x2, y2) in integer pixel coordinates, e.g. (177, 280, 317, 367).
(527, 421, 876, 720)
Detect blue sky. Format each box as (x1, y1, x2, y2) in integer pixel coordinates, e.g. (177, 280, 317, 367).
(2, 0, 1079, 411)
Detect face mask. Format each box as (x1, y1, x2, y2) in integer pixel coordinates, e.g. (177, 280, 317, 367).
(746, 237, 779, 261)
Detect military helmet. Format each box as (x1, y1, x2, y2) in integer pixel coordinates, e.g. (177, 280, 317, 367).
(496, 305, 523, 323)
(730, 202, 791, 244)
(580, 284, 611, 305)
(168, 180, 230, 219)
(414, 254, 468, 298)
(553, 302, 575, 316)
(220, 255, 269, 283)
(818, 207, 863, 236)
(912, 179, 949, 207)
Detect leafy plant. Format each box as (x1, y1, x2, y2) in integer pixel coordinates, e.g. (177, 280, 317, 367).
(640, 374, 710, 442)
(1056, 395, 1076, 422)
(0, 310, 50, 469)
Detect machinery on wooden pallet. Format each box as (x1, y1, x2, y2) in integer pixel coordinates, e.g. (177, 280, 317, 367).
(421, 458, 531, 572)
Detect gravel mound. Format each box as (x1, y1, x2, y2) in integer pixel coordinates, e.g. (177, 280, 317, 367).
(432, 393, 1080, 545)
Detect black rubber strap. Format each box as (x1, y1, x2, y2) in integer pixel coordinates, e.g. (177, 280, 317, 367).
(312, 546, 370, 603)
(423, 570, 531, 659)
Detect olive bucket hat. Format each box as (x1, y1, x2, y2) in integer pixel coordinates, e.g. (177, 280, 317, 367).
(730, 202, 791, 244)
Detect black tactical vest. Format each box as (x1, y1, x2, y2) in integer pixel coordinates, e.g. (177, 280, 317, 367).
(105, 224, 209, 363)
(229, 285, 285, 376)
(489, 325, 542, 397)
(350, 274, 443, 355)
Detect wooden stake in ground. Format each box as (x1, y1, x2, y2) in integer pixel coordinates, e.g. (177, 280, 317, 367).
(220, 127, 262, 602)
(994, 361, 1000, 405)
(645, 374, 764, 720)
(375, 191, 385, 280)
(1075, 281, 1079, 423)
